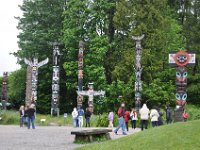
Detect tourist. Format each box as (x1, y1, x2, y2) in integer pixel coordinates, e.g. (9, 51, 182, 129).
(166, 106, 172, 124)
(124, 110, 130, 131)
(72, 107, 78, 127)
(27, 104, 36, 129)
(183, 111, 189, 122)
(139, 104, 149, 131)
(19, 105, 25, 127)
(114, 102, 127, 135)
(85, 107, 92, 127)
(108, 110, 114, 128)
(150, 107, 159, 127)
(78, 107, 84, 128)
(130, 108, 137, 129)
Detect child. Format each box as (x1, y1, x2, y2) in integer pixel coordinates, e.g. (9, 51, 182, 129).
(108, 110, 114, 128)
(130, 108, 138, 129)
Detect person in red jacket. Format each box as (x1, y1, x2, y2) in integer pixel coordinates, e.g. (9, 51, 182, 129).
(124, 110, 130, 131)
(114, 102, 127, 135)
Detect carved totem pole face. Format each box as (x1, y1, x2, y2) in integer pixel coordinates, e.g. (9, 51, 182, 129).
(174, 51, 190, 66)
(176, 91, 187, 106)
(176, 67, 187, 87)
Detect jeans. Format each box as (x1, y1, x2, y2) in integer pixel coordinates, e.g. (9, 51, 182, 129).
(114, 117, 126, 134)
(131, 120, 136, 129)
(27, 116, 35, 129)
(152, 121, 158, 127)
(86, 117, 90, 127)
(141, 120, 148, 131)
(73, 118, 77, 127)
(78, 116, 83, 127)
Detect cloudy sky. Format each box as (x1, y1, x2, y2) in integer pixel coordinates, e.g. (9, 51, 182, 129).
(0, 0, 23, 76)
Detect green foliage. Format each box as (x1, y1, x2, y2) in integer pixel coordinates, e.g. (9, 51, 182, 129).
(8, 68, 26, 108)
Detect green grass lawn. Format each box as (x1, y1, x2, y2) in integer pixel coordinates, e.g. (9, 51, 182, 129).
(76, 120, 200, 150)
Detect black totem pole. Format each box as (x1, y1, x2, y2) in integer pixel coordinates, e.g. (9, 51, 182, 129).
(51, 43, 61, 116)
(132, 35, 144, 111)
(1, 72, 8, 109)
(169, 50, 196, 121)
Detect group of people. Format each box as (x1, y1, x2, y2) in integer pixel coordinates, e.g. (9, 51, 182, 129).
(71, 107, 92, 128)
(113, 102, 173, 135)
(19, 103, 36, 129)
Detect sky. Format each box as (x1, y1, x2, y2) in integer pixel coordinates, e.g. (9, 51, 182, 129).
(0, 0, 23, 76)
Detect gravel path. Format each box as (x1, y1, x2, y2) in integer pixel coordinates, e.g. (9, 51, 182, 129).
(0, 125, 140, 150)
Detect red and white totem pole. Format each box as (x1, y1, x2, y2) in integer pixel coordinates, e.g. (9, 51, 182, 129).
(77, 41, 84, 107)
(169, 50, 196, 121)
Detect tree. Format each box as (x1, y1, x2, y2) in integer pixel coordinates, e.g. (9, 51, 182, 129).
(8, 69, 26, 108)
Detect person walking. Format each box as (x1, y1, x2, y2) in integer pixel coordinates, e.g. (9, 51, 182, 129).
(139, 104, 149, 131)
(114, 102, 127, 135)
(108, 110, 114, 128)
(72, 108, 78, 127)
(19, 105, 25, 127)
(150, 107, 160, 127)
(78, 107, 84, 128)
(124, 110, 130, 131)
(166, 106, 172, 124)
(130, 108, 138, 129)
(157, 108, 164, 126)
(27, 104, 36, 129)
(85, 107, 92, 127)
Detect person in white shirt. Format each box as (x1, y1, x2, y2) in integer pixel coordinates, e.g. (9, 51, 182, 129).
(130, 108, 138, 129)
(72, 108, 78, 127)
(139, 104, 150, 131)
(150, 107, 160, 127)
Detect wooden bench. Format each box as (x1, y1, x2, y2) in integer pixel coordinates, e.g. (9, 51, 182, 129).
(71, 129, 112, 143)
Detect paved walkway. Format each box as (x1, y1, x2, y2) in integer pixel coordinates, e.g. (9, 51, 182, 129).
(0, 125, 140, 150)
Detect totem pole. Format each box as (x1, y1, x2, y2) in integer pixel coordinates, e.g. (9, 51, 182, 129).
(24, 57, 49, 105)
(77, 41, 84, 107)
(51, 43, 61, 116)
(132, 35, 144, 111)
(1, 72, 8, 109)
(77, 82, 105, 112)
(169, 50, 196, 121)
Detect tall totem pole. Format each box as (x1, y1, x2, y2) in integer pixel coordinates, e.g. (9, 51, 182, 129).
(132, 35, 144, 111)
(169, 50, 196, 121)
(1, 72, 8, 109)
(51, 43, 61, 116)
(77, 41, 84, 107)
(24, 57, 49, 105)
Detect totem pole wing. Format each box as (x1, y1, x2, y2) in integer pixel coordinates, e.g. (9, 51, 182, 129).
(132, 34, 145, 41)
(93, 91, 105, 96)
(24, 58, 32, 66)
(38, 58, 49, 68)
(77, 91, 88, 96)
